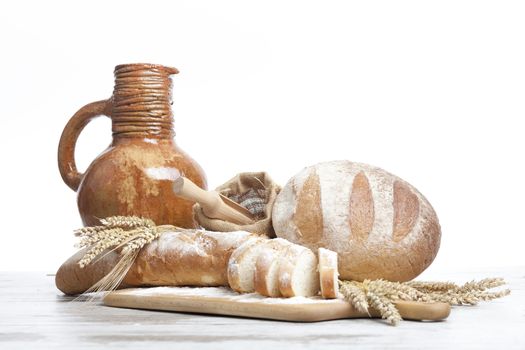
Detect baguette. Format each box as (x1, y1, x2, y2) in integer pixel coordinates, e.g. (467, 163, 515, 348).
(57, 228, 324, 299)
(55, 229, 256, 295)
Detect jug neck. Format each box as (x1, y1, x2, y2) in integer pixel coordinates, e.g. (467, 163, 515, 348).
(111, 63, 179, 140)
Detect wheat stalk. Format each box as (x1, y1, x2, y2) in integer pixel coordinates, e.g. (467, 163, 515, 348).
(339, 276, 510, 326)
(100, 216, 155, 229)
(368, 279, 432, 302)
(74, 216, 177, 296)
(339, 280, 369, 314)
(364, 280, 403, 326)
(74, 225, 107, 237)
(457, 278, 506, 292)
(407, 277, 510, 305)
(405, 280, 458, 292)
(426, 288, 511, 305)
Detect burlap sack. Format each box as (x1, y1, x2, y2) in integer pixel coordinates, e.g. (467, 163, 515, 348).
(193, 172, 281, 237)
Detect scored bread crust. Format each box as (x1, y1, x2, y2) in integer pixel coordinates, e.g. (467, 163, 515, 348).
(278, 245, 319, 297)
(318, 247, 339, 299)
(227, 236, 266, 292)
(56, 229, 256, 295)
(254, 238, 293, 297)
(272, 160, 442, 282)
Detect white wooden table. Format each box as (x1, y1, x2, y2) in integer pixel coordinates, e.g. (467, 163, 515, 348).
(1, 268, 523, 350)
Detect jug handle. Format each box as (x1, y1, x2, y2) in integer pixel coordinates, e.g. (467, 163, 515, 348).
(58, 99, 112, 191)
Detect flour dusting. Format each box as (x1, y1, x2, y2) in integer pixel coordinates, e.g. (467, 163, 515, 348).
(116, 286, 341, 304)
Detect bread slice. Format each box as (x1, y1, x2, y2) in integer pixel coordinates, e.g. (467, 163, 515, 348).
(278, 245, 320, 297)
(227, 237, 267, 293)
(318, 247, 339, 298)
(254, 238, 293, 297)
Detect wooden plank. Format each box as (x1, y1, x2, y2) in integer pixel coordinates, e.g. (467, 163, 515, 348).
(103, 286, 451, 322)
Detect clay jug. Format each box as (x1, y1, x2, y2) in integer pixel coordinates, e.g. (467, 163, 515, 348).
(58, 63, 207, 227)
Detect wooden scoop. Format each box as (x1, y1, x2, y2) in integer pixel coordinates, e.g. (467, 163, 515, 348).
(173, 177, 255, 225)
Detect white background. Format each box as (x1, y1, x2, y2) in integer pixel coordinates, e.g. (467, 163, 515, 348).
(0, 0, 523, 273)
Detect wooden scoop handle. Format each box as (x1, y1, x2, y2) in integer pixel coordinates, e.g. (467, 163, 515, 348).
(173, 177, 255, 225)
(173, 176, 220, 209)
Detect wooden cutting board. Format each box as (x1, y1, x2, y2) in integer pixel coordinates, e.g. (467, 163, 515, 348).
(103, 286, 451, 322)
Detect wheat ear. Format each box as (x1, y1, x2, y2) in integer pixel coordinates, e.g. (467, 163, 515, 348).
(73, 216, 177, 298)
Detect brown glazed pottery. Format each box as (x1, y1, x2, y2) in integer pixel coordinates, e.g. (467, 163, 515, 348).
(58, 63, 207, 227)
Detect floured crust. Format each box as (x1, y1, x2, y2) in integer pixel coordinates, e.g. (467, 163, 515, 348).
(128, 230, 256, 287)
(56, 229, 257, 295)
(273, 161, 441, 282)
(318, 248, 339, 299)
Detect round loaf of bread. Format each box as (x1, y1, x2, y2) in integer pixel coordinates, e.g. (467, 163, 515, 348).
(272, 161, 441, 282)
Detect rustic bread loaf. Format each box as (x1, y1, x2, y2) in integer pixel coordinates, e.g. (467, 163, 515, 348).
(56, 229, 256, 295)
(272, 161, 441, 282)
(318, 248, 339, 299)
(278, 245, 320, 297)
(254, 238, 293, 297)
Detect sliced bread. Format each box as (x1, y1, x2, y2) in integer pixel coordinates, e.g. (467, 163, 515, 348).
(318, 247, 339, 298)
(227, 237, 267, 293)
(278, 245, 320, 297)
(254, 238, 293, 297)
